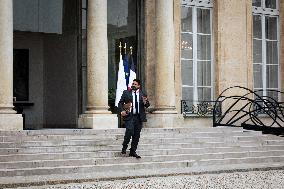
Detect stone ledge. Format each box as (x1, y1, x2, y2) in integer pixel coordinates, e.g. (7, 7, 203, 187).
(1, 162, 284, 188)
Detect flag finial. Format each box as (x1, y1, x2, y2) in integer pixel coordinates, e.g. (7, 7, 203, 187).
(124, 43, 127, 55)
(119, 42, 122, 55)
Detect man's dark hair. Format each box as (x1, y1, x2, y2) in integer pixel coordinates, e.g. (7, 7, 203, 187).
(133, 79, 141, 85)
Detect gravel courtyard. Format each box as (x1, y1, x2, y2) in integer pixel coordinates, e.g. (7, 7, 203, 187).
(13, 169, 284, 189)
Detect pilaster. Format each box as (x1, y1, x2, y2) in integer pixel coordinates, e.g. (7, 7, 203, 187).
(214, 0, 253, 95)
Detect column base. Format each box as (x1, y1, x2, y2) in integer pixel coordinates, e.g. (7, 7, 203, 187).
(78, 114, 118, 129)
(145, 113, 183, 128)
(0, 114, 23, 130)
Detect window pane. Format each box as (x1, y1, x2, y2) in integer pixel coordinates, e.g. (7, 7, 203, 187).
(253, 15, 262, 39)
(254, 90, 264, 109)
(265, 0, 277, 9)
(266, 41, 278, 65)
(82, 10, 87, 29)
(181, 60, 193, 86)
(254, 90, 264, 100)
(181, 33, 193, 59)
(197, 61, 211, 86)
(197, 8, 211, 34)
(267, 90, 279, 101)
(82, 0, 87, 8)
(253, 64, 263, 88)
(182, 87, 193, 101)
(252, 0, 262, 7)
(253, 39, 262, 63)
(197, 87, 211, 101)
(197, 35, 211, 60)
(265, 16, 277, 40)
(181, 6, 192, 32)
(266, 65, 278, 88)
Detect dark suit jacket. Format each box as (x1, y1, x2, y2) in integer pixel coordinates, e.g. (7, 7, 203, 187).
(118, 89, 150, 122)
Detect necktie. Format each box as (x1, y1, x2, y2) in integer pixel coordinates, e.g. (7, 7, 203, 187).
(134, 91, 138, 114)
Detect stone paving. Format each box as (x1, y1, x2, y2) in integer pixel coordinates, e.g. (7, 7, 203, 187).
(12, 170, 284, 189)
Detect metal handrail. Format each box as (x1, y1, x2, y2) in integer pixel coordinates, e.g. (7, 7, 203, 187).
(213, 86, 284, 128)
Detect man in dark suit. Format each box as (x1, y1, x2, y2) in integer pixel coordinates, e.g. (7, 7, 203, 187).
(119, 79, 150, 158)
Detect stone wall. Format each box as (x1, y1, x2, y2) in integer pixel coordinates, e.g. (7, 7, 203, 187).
(14, 32, 44, 129)
(214, 0, 253, 95)
(43, 34, 78, 128)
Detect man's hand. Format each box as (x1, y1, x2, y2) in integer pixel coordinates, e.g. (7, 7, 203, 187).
(121, 110, 127, 117)
(142, 96, 148, 104)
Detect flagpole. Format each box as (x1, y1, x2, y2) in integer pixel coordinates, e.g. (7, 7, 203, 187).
(119, 42, 122, 56)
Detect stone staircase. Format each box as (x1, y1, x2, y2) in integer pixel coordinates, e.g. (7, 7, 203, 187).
(1, 127, 284, 188)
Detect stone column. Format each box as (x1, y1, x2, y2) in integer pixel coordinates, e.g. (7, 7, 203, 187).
(0, 0, 23, 130)
(146, 0, 182, 128)
(78, 0, 117, 129)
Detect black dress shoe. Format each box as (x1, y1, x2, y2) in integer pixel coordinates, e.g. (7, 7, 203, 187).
(121, 149, 126, 154)
(129, 152, 141, 158)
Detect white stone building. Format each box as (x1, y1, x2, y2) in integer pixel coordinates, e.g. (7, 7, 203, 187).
(0, 0, 283, 130)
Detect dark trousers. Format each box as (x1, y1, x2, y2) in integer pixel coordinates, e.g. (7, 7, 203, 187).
(122, 115, 142, 153)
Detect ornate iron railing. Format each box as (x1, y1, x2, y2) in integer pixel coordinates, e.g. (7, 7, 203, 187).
(181, 100, 222, 117)
(213, 86, 284, 129)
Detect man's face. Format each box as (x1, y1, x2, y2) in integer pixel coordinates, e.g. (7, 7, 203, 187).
(132, 81, 140, 90)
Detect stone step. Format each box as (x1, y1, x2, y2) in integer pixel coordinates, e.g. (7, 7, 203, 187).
(1, 145, 283, 162)
(196, 155, 284, 167)
(0, 140, 262, 150)
(0, 130, 264, 143)
(1, 136, 283, 149)
(0, 127, 282, 186)
(2, 161, 284, 188)
(1, 155, 284, 177)
(1, 150, 284, 169)
(0, 135, 272, 148)
(1, 160, 196, 177)
(0, 140, 274, 155)
(0, 127, 246, 136)
(16, 137, 284, 148)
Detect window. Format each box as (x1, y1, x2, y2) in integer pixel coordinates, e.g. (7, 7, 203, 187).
(253, 0, 279, 100)
(181, 0, 213, 103)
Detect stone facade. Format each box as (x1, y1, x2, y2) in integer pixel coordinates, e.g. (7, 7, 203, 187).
(0, 0, 282, 130)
